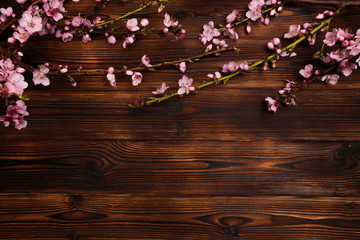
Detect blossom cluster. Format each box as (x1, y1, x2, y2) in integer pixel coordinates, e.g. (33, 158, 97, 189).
(199, 0, 283, 50)
(0, 58, 28, 130)
(266, 26, 360, 112)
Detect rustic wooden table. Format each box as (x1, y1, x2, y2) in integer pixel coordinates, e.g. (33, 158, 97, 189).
(1, 0, 360, 239)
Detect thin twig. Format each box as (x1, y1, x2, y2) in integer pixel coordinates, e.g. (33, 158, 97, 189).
(48, 47, 235, 76)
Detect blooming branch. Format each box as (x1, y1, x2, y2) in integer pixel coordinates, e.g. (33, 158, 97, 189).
(133, 9, 340, 107)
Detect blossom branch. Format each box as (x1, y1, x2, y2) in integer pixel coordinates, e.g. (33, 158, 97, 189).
(218, 7, 275, 32)
(47, 47, 234, 76)
(136, 12, 339, 107)
(92, 0, 172, 28)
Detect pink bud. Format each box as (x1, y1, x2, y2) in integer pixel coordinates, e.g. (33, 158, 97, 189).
(264, 17, 269, 26)
(108, 67, 115, 74)
(7, 37, 15, 43)
(60, 66, 68, 73)
(277, 6, 282, 12)
(349, 40, 355, 46)
(140, 19, 149, 27)
(71, 82, 77, 87)
(314, 70, 320, 75)
(341, 40, 349, 48)
(273, 37, 280, 45)
(267, 41, 274, 50)
(246, 23, 251, 34)
(107, 35, 116, 44)
(315, 13, 324, 19)
(163, 27, 169, 33)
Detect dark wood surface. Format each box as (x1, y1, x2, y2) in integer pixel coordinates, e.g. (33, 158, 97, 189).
(1, 0, 360, 239)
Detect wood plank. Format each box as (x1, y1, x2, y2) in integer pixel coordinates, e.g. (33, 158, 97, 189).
(1, 141, 359, 196)
(0, 194, 359, 239)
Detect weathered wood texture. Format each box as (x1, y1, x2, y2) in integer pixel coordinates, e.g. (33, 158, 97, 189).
(0, 0, 360, 239)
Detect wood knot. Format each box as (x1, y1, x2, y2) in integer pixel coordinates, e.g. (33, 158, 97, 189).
(176, 122, 185, 136)
(166, 101, 182, 114)
(67, 232, 79, 240)
(66, 194, 84, 210)
(224, 226, 239, 236)
(84, 161, 103, 181)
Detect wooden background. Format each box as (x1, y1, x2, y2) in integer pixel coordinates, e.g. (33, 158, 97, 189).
(1, 0, 360, 239)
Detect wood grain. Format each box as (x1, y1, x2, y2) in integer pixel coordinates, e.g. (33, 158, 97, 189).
(1, 140, 359, 196)
(0, 194, 359, 239)
(0, 0, 359, 239)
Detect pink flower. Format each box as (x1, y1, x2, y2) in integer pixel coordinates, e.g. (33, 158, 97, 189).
(333, 28, 354, 41)
(12, 27, 30, 43)
(223, 28, 239, 40)
(5, 72, 28, 95)
(202, 21, 221, 42)
(71, 14, 83, 27)
(265, 97, 279, 112)
(207, 71, 222, 79)
(179, 62, 186, 73)
(123, 34, 135, 48)
(1, 7, 13, 17)
(356, 29, 360, 39)
(199, 34, 207, 45)
(284, 24, 300, 39)
(82, 34, 91, 43)
(212, 38, 228, 49)
(267, 37, 280, 50)
(32, 65, 50, 86)
(18, 12, 43, 34)
(132, 72, 143, 86)
(140, 18, 149, 27)
(126, 18, 139, 32)
(226, 9, 239, 23)
(356, 56, 360, 67)
(323, 32, 337, 47)
(246, 1, 263, 21)
(163, 13, 178, 27)
(178, 75, 195, 95)
(106, 67, 116, 86)
(278, 80, 295, 94)
(0, 100, 29, 130)
(239, 61, 249, 71)
(107, 35, 116, 44)
(141, 55, 152, 68)
(321, 74, 339, 85)
(222, 61, 239, 73)
(299, 64, 313, 78)
(348, 40, 360, 56)
(330, 49, 350, 62)
(315, 13, 324, 19)
(43, 0, 66, 22)
(175, 29, 186, 40)
(339, 59, 357, 77)
(62, 32, 73, 42)
(59, 65, 68, 73)
(152, 82, 169, 95)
